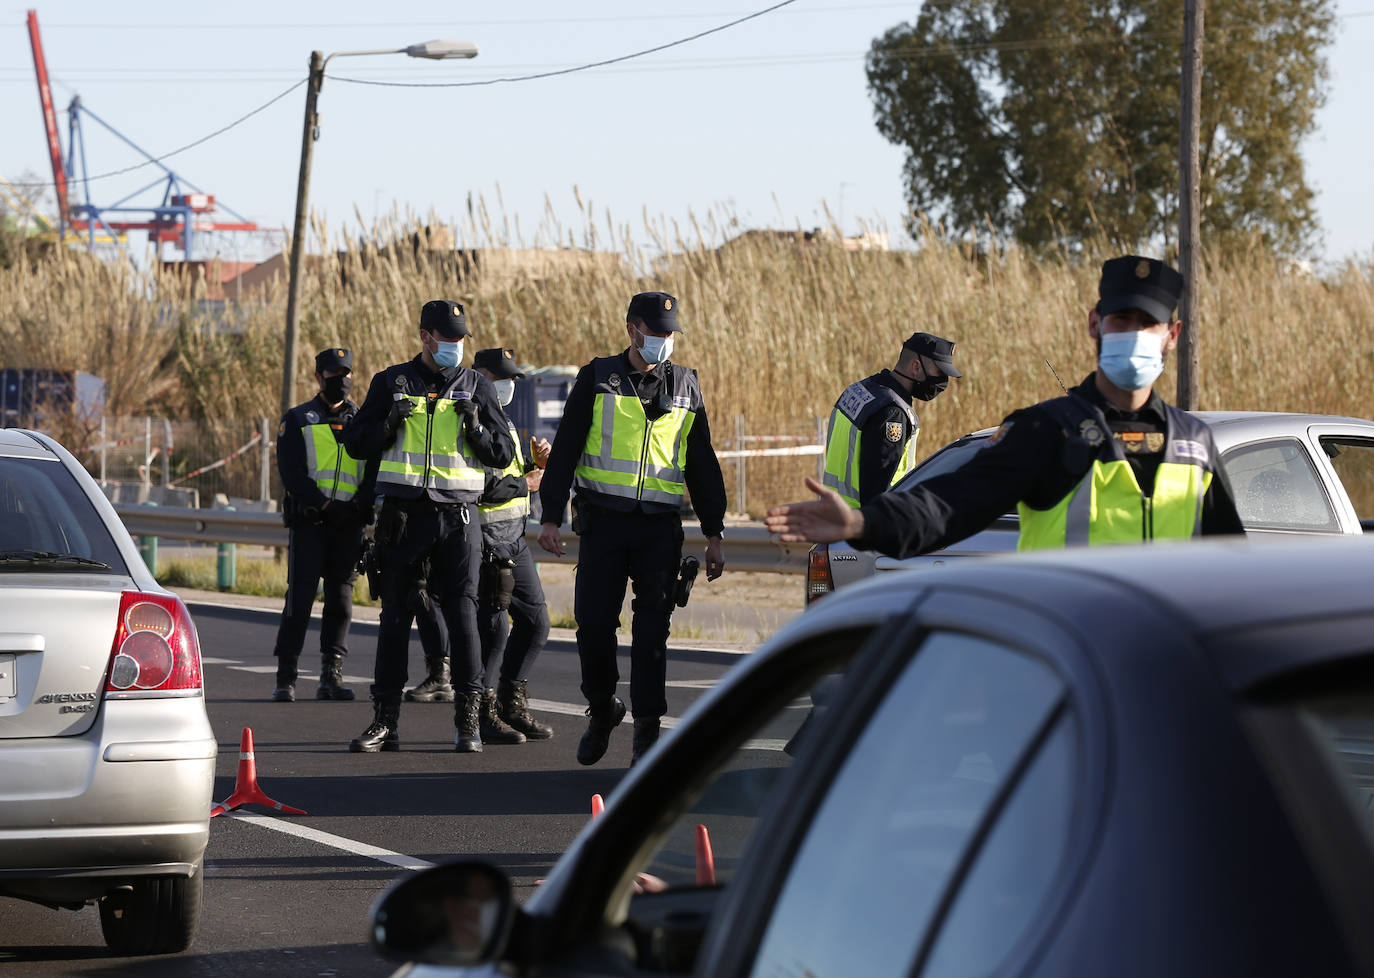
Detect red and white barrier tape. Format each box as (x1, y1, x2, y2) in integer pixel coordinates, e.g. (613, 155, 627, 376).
(717, 445, 822, 459)
(171, 431, 263, 484)
(81, 434, 146, 453)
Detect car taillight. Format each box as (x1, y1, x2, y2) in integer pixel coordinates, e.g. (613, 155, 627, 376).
(806, 544, 834, 604)
(104, 591, 203, 694)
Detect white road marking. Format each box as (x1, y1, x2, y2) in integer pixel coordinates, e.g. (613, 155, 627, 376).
(223, 810, 435, 871)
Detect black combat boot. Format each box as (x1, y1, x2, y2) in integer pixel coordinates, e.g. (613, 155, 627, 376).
(349, 697, 401, 753)
(496, 678, 554, 741)
(630, 717, 661, 767)
(479, 688, 526, 745)
(454, 691, 483, 753)
(316, 654, 355, 700)
(576, 696, 626, 766)
(271, 654, 298, 702)
(405, 656, 455, 703)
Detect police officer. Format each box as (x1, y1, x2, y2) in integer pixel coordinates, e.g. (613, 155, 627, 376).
(538, 291, 727, 766)
(270, 347, 373, 702)
(340, 300, 513, 753)
(823, 332, 960, 507)
(765, 256, 1245, 552)
(472, 347, 554, 742)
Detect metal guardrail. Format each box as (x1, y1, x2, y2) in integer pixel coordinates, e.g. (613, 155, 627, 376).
(112, 505, 808, 575)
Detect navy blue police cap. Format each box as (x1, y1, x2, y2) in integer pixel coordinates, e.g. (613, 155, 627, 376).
(419, 299, 470, 339)
(903, 332, 962, 378)
(473, 347, 525, 379)
(1098, 256, 1184, 324)
(626, 291, 682, 333)
(315, 347, 352, 373)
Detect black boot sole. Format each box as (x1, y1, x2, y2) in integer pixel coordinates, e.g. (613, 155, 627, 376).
(349, 739, 400, 753)
(405, 689, 455, 702)
(317, 687, 356, 700)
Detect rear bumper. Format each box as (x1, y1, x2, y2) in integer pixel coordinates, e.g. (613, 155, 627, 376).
(0, 697, 216, 876)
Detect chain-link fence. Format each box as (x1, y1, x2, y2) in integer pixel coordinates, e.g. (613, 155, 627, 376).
(76, 416, 276, 508)
(44, 413, 827, 518)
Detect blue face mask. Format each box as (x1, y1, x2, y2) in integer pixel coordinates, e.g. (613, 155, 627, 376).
(638, 331, 674, 365)
(432, 338, 463, 368)
(1098, 330, 1164, 391)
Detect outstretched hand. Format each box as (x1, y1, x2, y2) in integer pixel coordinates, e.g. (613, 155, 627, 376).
(764, 477, 865, 544)
(537, 521, 564, 557)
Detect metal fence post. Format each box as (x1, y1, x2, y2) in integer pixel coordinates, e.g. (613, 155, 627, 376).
(98, 415, 107, 484)
(734, 414, 746, 517)
(816, 415, 827, 482)
(160, 419, 172, 486)
(142, 417, 152, 492)
(259, 417, 271, 502)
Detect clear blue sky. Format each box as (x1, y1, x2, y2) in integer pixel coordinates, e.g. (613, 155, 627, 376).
(2, 1, 1370, 264)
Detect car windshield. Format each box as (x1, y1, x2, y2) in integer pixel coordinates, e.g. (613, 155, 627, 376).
(1293, 691, 1374, 846)
(0, 457, 127, 574)
(893, 434, 991, 494)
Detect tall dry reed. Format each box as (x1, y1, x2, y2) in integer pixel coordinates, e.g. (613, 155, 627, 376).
(1, 201, 1370, 514)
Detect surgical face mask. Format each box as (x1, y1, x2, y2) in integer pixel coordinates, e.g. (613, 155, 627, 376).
(637, 329, 674, 365)
(320, 374, 351, 404)
(1098, 329, 1165, 391)
(493, 379, 515, 406)
(433, 338, 463, 368)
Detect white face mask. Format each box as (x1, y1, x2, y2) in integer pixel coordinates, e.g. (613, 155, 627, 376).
(433, 339, 463, 368)
(493, 379, 515, 406)
(638, 330, 674, 365)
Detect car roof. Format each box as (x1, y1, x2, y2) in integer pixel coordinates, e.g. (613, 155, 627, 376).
(0, 428, 62, 461)
(953, 410, 1374, 444)
(809, 534, 1374, 691)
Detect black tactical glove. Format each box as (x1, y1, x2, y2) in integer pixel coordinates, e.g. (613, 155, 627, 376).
(300, 504, 324, 525)
(387, 395, 415, 434)
(456, 396, 480, 430)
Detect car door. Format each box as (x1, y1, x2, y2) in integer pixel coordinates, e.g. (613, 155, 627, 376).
(695, 587, 1108, 978)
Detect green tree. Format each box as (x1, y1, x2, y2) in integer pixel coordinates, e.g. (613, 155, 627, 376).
(867, 0, 1335, 256)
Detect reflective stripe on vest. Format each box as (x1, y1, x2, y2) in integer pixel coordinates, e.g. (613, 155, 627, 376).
(1017, 401, 1215, 550)
(479, 421, 530, 524)
(574, 387, 695, 506)
(822, 378, 917, 508)
(302, 423, 364, 501)
(376, 393, 485, 493)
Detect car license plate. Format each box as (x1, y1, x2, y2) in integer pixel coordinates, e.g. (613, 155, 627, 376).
(0, 653, 14, 699)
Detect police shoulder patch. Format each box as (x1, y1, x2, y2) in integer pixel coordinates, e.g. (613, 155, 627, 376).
(277, 422, 286, 437)
(885, 421, 904, 443)
(305, 410, 319, 424)
(987, 421, 1013, 446)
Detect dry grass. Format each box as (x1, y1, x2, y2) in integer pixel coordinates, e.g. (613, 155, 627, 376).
(2, 203, 1371, 515)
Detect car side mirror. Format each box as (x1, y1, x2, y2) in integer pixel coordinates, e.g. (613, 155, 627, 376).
(370, 860, 515, 967)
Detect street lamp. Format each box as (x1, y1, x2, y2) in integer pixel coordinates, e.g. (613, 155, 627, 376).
(280, 40, 479, 418)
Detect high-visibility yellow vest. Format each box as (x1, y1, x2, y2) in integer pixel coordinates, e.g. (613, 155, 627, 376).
(377, 380, 486, 496)
(479, 420, 530, 524)
(823, 375, 917, 508)
(1017, 397, 1216, 549)
(302, 421, 365, 502)
(573, 358, 701, 512)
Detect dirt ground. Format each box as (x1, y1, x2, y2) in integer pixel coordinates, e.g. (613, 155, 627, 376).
(534, 562, 806, 649)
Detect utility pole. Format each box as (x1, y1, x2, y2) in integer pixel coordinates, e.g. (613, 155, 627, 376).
(281, 50, 324, 419)
(1177, 0, 1205, 410)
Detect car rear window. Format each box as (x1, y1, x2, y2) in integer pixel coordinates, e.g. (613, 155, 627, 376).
(895, 435, 990, 492)
(0, 456, 128, 573)
(1295, 692, 1374, 841)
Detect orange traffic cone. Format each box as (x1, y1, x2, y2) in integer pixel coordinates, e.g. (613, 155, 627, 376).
(591, 793, 605, 819)
(695, 824, 715, 886)
(209, 727, 307, 817)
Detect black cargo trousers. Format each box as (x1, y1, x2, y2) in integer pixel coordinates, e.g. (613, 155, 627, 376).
(479, 536, 551, 687)
(272, 514, 364, 663)
(573, 506, 683, 720)
(370, 497, 483, 700)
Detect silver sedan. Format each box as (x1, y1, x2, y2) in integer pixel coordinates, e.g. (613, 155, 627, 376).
(809, 411, 1374, 601)
(0, 428, 215, 954)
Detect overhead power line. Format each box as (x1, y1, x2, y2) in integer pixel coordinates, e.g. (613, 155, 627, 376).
(8, 79, 306, 189)
(331, 0, 802, 88)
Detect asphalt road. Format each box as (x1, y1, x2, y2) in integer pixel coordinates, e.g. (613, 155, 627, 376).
(1, 601, 745, 977)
